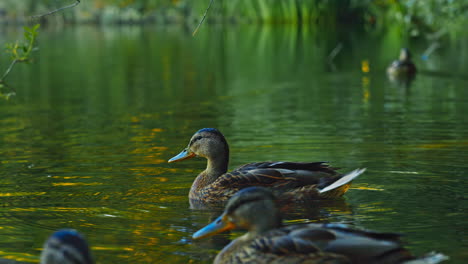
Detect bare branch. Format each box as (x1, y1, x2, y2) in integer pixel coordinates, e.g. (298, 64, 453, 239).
(327, 43, 343, 63)
(326, 43, 343, 72)
(192, 0, 215, 36)
(30, 0, 81, 19)
(0, 60, 18, 99)
(1, 59, 19, 82)
(422, 42, 440, 60)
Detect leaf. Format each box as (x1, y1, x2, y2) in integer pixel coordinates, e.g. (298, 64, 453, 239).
(24, 31, 31, 41)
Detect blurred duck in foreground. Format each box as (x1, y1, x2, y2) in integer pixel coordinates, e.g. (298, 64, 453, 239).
(168, 128, 365, 204)
(40, 229, 93, 264)
(193, 187, 448, 264)
(387, 48, 417, 79)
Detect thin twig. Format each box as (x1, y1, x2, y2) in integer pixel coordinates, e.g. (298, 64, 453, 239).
(1, 59, 19, 82)
(192, 0, 215, 36)
(422, 42, 440, 60)
(327, 43, 343, 63)
(326, 43, 343, 72)
(30, 0, 81, 19)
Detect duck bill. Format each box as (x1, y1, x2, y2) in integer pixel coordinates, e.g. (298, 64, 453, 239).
(168, 149, 196, 163)
(192, 214, 235, 240)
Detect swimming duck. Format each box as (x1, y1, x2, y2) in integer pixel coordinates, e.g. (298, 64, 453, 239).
(387, 48, 417, 78)
(168, 128, 365, 205)
(193, 187, 448, 264)
(40, 229, 93, 264)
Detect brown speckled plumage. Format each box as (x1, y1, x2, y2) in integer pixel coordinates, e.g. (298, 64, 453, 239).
(192, 187, 448, 264)
(168, 128, 365, 205)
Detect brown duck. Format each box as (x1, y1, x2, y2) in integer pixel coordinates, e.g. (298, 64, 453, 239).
(193, 187, 448, 264)
(168, 128, 365, 204)
(387, 48, 417, 78)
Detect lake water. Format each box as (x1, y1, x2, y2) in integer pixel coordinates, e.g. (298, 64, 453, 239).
(0, 25, 467, 263)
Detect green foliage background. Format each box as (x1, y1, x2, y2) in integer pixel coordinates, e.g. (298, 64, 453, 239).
(0, 0, 467, 35)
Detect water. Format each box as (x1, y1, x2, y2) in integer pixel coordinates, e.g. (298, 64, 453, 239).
(0, 25, 467, 263)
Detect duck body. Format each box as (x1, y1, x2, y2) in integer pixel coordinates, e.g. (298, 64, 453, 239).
(189, 161, 362, 204)
(387, 48, 417, 78)
(193, 187, 448, 264)
(215, 223, 409, 264)
(168, 128, 365, 205)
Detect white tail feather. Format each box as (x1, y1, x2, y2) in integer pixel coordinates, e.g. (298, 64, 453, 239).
(403, 252, 449, 264)
(318, 168, 366, 193)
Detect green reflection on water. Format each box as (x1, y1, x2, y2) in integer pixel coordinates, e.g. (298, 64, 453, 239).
(0, 25, 467, 263)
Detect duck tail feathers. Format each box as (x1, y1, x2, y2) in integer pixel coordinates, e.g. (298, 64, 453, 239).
(318, 168, 366, 193)
(404, 252, 449, 264)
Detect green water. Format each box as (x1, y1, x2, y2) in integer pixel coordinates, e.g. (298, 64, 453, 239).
(0, 25, 467, 263)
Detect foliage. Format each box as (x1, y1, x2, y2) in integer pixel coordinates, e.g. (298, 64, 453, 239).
(0, 24, 40, 100)
(0, 0, 466, 36)
(4, 24, 40, 63)
(369, 0, 468, 37)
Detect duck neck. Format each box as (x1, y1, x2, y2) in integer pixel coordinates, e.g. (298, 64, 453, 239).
(244, 202, 283, 237)
(250, 214, 282, 237)
(214, 219, 282, 264)
(190, 149, 229, 196)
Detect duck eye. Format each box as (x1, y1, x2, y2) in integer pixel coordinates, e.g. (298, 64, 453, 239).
(191, 136, 203, 144)
(189, 136, 203, 147)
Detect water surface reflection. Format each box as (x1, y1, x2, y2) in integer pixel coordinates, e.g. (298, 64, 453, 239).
(0, 25, 467, 263)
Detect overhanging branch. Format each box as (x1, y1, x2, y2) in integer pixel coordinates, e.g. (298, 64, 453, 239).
(192, 0, 215, 36)
(31, 0, 81, 19)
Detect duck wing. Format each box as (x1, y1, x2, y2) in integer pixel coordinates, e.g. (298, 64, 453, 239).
(197, 162, 364, 202)
(236, 161, 337, 174)
(244, 223, 413, 264)
(226, 227, 350, 264)
(226, 161, 339, 187)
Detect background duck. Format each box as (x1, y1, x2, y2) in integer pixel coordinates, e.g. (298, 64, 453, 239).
(387, 48, 417, 78)
(193, 187, 448, 264)
(168, 128, 365, 205)
(40, 229, 93, 264)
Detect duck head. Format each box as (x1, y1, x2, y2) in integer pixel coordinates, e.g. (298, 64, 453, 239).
(399, 48, 412, 62)
(40, 229, 94, 264)
(168, 128, 229, 163)
(193, 187, 282, 239)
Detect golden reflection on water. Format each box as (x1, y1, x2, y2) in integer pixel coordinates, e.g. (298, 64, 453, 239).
(52, 182, 103, 186)
(1, 26, 467, 264)
(9, 207, 91, 212)
(351, 186, 385, 191)
(93, 246, 134, 251)
(0, 251, 36, 263)
(51, 176, 92, 179)
(355, 202, 395, 214)
(361, 76, 370, 103)
(0, 192, 46, 197)
(415, 140, 468, 149)
(361, 59, 370, 73)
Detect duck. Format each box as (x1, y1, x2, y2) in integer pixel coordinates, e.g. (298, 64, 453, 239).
(40, 229, 93, 264)
(387, 48, 417, 78)
(168, 128, 365, 205)
(193, 187, 448, 264)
